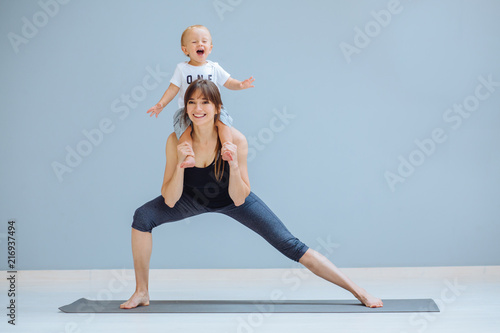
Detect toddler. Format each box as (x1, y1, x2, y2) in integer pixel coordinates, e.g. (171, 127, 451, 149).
(147, 25, 254, 167)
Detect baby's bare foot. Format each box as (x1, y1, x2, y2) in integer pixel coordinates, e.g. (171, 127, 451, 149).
(222, 151, 233, 161)
(355, 289, 383, 308)
(180, 155, 195, 168)
(120, 291, 150, 309)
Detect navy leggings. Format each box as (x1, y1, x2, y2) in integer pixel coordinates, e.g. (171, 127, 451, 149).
(131, 192, 309, 262)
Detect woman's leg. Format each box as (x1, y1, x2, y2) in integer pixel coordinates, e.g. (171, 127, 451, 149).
(299, 248, 383, 307)
(121, 195, 208, 309)
(219, 192, 383, 308)
(120, 228, 152, 309)
(219, 192, 309, 262)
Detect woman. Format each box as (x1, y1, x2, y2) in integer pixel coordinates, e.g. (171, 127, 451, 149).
(120, 79, 383, 309)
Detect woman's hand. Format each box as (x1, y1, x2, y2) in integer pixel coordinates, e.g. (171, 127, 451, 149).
(221, 142, 238, 167)
(177, 142, 195, 167)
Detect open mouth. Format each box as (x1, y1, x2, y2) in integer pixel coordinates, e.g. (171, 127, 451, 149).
(196, 49, 205, 56)
(193, 113, 206, 119)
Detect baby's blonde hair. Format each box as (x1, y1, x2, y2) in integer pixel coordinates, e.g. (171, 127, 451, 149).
(180, 25, 212, 47)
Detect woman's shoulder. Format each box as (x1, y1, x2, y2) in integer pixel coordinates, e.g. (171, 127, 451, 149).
(166, 132, 178, 149)
(167, 132, 178, 142)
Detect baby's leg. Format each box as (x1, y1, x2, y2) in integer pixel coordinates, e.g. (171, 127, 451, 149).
(179, 125, 195, 168)
(217, 120, 233, 161)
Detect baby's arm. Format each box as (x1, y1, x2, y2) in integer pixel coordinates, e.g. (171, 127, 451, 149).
(223, 77, 255, 91)
(147, 83, 180, 118)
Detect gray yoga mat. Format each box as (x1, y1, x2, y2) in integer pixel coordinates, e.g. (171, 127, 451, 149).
(59, 298, 439, 313)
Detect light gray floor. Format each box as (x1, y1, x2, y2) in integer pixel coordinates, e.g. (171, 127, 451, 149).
(1, 266, 499, 333)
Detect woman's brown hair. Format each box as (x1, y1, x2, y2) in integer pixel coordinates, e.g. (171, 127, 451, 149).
(183, 79, 225, 181)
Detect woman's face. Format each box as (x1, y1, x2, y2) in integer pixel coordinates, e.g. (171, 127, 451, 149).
(185, 90, 218, 126)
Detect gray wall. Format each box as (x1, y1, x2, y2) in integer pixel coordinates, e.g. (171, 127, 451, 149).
(1, 0, 499, 270)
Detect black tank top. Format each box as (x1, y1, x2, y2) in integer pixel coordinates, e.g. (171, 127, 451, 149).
(183, 158, 232, 208)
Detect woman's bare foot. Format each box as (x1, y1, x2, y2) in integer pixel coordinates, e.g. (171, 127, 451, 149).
(180, 155, 195, 168)
(120, 291, 150, 309)
(355, 288, 383, 308)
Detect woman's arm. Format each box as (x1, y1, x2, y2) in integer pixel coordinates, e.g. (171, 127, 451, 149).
(223, 128, 251, 206)
(161, 132, 192, 207)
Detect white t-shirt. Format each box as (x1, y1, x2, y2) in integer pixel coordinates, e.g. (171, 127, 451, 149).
(170, 60, 231, 108)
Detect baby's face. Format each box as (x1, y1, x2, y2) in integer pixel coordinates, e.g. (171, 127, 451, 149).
(182, 27, 213, 65)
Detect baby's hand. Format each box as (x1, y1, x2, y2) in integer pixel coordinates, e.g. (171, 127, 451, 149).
(147, 102, 164, 118)
(240, 77, 255, 90)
